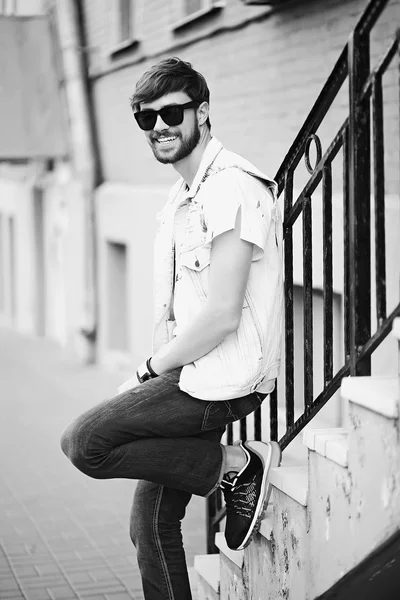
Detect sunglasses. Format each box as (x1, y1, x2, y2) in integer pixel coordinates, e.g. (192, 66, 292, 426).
(134, 101, 199, 131)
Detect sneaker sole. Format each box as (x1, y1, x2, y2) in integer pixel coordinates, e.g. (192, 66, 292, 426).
(234, 441, 281, 551)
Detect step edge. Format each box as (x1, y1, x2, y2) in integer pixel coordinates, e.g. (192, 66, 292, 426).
(325, 436, 349, 467)
(303, 427, 349, 451)
(215, 531, 244, 569)
(259, 506, 274, 540)
(303, 429, 350, 467)
(392, 317, 400, 341)
(270, 466, 308, 506)
(341, 376, 399, 419)
(194, 554, 220, 593)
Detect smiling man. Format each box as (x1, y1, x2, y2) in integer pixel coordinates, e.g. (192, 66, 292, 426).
(61, 57, 284, 600)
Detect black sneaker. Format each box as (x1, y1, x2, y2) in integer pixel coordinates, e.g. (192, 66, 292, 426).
(221, 440, 281, 551)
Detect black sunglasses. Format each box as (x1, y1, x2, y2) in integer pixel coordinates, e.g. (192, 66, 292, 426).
(134, 101, 199, 131)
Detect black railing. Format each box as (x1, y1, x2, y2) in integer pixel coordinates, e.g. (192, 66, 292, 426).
(207, 0, 400, 553)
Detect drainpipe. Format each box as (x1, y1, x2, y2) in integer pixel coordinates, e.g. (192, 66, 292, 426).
(52, 0, 100, 363)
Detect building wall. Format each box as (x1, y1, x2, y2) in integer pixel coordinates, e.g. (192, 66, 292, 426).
(83, 0, 399, 189)
(0, 162, 87, 355)
(0, 164, 37, 334)
(85, 0, 400, 404)
(95, 182, 168, 370)
(3, 0, 397, 415)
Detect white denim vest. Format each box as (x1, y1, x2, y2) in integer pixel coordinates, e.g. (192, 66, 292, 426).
(152, 137, 283, 401)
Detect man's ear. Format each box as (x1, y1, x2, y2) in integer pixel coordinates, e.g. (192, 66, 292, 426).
(197, 101, 209, 127)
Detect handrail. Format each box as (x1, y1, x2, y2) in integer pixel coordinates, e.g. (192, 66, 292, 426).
(206, 0, 400, 553)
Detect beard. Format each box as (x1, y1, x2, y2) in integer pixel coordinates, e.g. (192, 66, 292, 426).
(150, 122, 201, 164)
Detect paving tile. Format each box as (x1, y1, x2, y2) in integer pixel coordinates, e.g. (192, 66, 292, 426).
(0, 331, 205, 600)
(79, 586, 127, 597)
(21, 588, 52, 600)
(46, 586, 78, 600)
(68, 572, 95, 584)
(0, 578, 21, 591)
(35, 564, 63, 576)
(16, 576, 69, 589)
(105, 594, 134, 600)
(0, 584, 24, 600)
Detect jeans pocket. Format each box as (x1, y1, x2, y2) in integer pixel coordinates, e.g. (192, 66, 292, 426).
(201, 394, 263, 432)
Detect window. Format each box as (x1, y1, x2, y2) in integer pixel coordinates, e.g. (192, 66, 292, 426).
(0, 0, 16, 14)
(106, 241, 129, 352)
(173, 0, 225, 31)
(185, 0, 203, 17)
(110, 0, 140, 57)
(118, 0, 133, 43)
(0, 0, 45, 15)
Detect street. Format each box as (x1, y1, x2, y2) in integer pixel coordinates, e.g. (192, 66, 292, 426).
(0, 329, 204, 600)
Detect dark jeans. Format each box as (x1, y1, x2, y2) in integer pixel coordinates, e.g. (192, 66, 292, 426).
(61, 368, 265, 600)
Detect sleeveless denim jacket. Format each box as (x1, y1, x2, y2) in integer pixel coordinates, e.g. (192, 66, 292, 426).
(152, 137, 283, 401)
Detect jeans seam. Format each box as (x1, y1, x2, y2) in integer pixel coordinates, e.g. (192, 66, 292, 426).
(152, 485, 175, 600)
(201, 402, 213, 431)
(224, 400, 238, 421)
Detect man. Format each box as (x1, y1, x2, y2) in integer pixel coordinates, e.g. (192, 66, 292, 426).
(61, 57, 283, 600)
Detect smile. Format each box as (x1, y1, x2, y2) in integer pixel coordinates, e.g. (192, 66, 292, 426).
(156, 136, 178, 145)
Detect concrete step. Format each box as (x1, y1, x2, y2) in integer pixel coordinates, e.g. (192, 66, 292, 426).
(216, 467, 310, 600)
(305, 376, 400, 597)
(216, 531, 248, 600)
(269, 465, 308, 507)
(341, 375, 399, 419)
(197, 372, 400, 600)
(215, 531, 244, 569)
(344, 377, 400, 561)
(303, 427, 349, 467)
(214, 467, 309, 600)
(392, 316, 400, 341)
(194, 554, 220, 600)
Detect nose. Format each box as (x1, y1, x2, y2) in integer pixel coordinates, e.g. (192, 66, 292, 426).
(152, 114, 169, 132)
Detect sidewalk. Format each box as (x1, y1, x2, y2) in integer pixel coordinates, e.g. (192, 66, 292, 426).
(0, 329, 206, 600)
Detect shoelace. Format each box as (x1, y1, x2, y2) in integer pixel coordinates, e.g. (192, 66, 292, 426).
(222, 476, 257, 519)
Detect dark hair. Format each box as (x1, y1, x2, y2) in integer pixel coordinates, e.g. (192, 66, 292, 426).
(130, 57, 211, 129)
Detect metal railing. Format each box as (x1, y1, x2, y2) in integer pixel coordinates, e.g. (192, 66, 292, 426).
(207, 0, 400, 553)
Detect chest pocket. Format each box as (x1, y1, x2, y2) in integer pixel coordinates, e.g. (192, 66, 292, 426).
(179, 245, 211, 302)
(179, 245, 211, 271)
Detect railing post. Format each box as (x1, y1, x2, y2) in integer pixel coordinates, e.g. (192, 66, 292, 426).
(206, 494, 218, 554)
(348, 28, 372, 376)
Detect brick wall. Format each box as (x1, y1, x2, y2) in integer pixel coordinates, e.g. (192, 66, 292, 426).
(82, 0, 399, 195)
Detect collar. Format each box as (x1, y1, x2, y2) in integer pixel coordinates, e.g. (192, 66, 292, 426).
(173, 137, 223, 206)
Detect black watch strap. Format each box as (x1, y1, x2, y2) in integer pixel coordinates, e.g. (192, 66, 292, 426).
(136, 358, 159, 384)
(146, 357, 159, 378)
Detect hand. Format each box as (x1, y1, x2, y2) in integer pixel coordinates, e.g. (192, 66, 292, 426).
(117, 373, 140, 394)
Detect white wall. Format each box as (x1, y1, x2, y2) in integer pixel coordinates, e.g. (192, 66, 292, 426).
(95, 182, 168, 371)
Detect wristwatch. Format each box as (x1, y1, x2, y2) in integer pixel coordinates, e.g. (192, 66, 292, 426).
(136, 358, 159, 383)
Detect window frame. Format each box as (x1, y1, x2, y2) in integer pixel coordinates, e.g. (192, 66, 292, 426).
(172, 0, 225, 32)
(109, 0, 141, 58)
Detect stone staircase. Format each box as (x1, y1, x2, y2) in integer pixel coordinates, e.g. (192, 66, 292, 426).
(193, 319, 400, 599)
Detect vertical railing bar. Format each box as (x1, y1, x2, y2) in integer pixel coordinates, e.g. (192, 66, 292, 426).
(323, 165, 334, 384)
(206, 495, 218, 553)
(303, 195, 313, 408)
(254, 403, 262, 441)
(269, 386, 278, 441)
(348, 29, 372, 376)
(227, 423, 233, 446)
(240, 417, 247, 442)
(343, 127, 351, 361)
(284, 171, 295, 429)
(372, 74, 387, 326)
